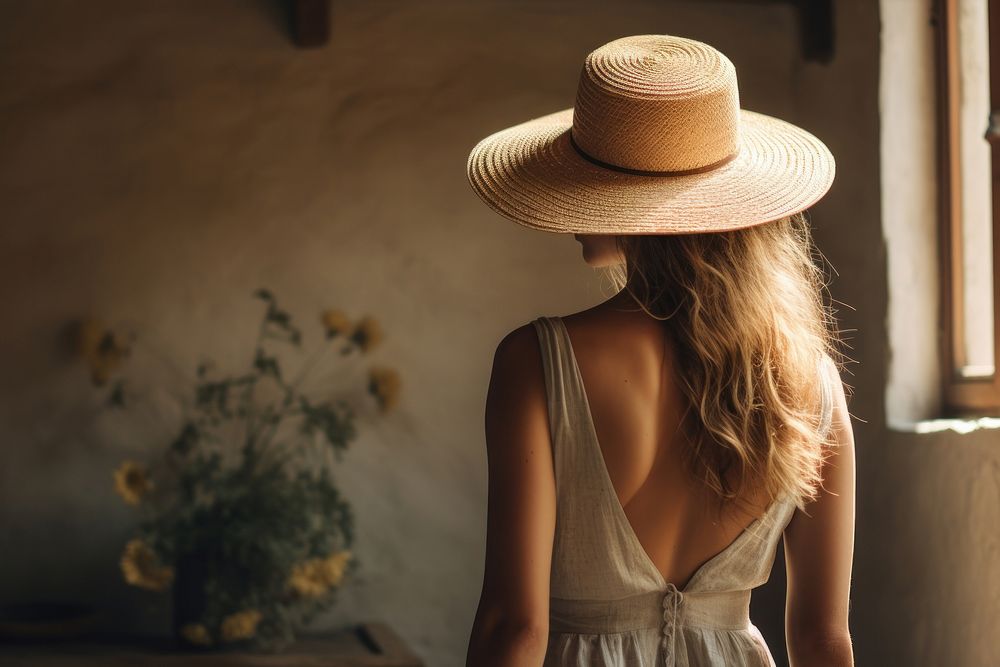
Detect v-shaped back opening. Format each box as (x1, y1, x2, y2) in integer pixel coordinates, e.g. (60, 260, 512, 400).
(549, 315, 784, 592)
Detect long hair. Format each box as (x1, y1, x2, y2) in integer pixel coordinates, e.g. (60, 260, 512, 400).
(606, 211, 845, 513)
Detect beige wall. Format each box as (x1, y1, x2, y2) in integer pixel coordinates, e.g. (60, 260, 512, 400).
(1, 1, 997, 666)
(876, 2, 1000, 666)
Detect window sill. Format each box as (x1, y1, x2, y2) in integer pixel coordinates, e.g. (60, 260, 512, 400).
(889, 416, 1000, 434)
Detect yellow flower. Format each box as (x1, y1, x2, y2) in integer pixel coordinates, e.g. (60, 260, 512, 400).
(113, 460, 152, 506)
(321, 309, 352, 339)
(75, 318, 131, 386)
(368, 366, 401, 412)
(120, 539, 173, 592)
(220, 609, 262, 643)
(288, 550, 352, 598)
(180, 623, 212, 646)
(351, 316, 383, 353)
(318, 550, 351, 587)
(288, 561, 327, 598)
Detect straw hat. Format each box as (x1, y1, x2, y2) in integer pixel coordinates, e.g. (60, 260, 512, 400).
(466, 34, 835, 234)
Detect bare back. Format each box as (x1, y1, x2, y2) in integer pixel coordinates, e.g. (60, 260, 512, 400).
(561, 294, 774, 590)
(470, 304, 849, 666)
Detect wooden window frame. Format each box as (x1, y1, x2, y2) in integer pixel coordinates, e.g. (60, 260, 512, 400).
(935, 0, 1000, 415)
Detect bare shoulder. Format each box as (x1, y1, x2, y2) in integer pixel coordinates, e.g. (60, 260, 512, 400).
(819, 352, 854, 446)
(495, 320, 539, 354)
(492, 321, 543, 377)
(486, 321, 548, 416)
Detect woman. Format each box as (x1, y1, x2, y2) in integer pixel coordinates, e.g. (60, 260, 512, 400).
(464, 35, 855, 667)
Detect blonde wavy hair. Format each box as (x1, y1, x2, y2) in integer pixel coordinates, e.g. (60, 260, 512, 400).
(606, 211, 846, 513)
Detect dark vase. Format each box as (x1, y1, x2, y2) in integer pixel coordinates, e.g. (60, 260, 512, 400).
(172, 550, 211, 650)
(171, 548, 259, 652)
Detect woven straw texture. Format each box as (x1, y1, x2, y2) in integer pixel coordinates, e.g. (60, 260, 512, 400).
(466, 34, 835, 235)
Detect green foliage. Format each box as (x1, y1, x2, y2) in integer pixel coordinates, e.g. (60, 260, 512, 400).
(118, 289, 386, 649)
(298, 397, 356, 462)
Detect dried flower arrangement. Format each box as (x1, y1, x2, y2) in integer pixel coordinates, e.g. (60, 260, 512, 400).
(81, 289, 400, 649)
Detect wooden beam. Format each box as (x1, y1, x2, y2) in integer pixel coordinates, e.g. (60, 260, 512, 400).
(796, 0, 834, 64)
(291, 0, 330, 48)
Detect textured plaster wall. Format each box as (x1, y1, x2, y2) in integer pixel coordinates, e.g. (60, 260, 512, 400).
(881, 0, 942, 424)
(1, 1, 998, 666)
(874, 1, 1000, 665)
(0, 2, 795, 665)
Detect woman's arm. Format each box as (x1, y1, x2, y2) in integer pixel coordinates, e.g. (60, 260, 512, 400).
(466, 325, 556, 667)
(783, 360, 856, 667)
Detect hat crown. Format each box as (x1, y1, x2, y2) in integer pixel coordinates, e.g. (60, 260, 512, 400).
(571, 35, 741, 173)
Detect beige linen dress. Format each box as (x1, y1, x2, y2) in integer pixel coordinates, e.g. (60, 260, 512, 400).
(532, 316, 835, 667)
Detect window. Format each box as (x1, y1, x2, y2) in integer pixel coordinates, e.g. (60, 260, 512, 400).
(935, 0, 1000, 414)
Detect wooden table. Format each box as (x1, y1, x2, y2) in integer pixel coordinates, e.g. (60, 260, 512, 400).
(0, 621, 425, 666)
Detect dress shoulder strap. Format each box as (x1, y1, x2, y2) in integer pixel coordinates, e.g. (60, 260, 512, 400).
(532, 316, 669, 596)
(531, 316, 564, 434)
(530, 316, 596, 490)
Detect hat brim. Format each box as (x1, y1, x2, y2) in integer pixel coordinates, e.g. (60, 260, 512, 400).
(466, 107, 835, 234)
